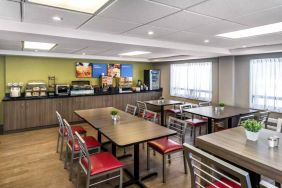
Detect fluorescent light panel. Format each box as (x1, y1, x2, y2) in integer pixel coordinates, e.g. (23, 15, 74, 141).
(24, 41, 56, 50)
(119, 51, 151, 56)
(27, 0, 111, 14)
(217, 22, 282, 39)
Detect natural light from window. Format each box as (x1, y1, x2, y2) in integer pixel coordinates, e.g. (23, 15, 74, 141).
(170, 62, 212, 101)
(250, 58, 282, 112)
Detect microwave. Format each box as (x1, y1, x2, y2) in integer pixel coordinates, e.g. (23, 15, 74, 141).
(55, 85, 70, 96)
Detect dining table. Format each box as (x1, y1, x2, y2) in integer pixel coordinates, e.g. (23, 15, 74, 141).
(184, 105, 258, 133)
(75, 107, 177, 187)
(144, 99, 183, 126)
(196, 127, 282, 188)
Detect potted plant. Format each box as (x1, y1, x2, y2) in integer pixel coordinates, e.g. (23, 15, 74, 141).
(241, 119, 263, 141)
(159, 96, 165, 103)
(219, 102, 225, 110)
(111, 110, 118, 121)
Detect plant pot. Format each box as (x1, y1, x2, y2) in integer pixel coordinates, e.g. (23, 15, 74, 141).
(220, 107, 224, 110)
(111, 115, 117, 121)
(245, 130, 260, 141)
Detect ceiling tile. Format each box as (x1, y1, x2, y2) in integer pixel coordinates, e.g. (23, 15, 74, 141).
(149, 10, 220, 31)
(233, 6, 282, 27)
(23, 3, 92, 29)
(73, 42, 118, 55)
(188, 20, 247, 35)
(188, 0, 282, 20)
(157, 31, 209, 44)
(123, 25, 177, 38)
(0, 1, 21, 21)
(0, 40, 22, 51)
(149, 0, 207, 9)
(99, 0, 179, 24)
(79, 16, 140, 34)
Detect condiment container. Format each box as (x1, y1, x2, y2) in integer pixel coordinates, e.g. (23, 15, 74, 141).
(268, 136, 280, 147)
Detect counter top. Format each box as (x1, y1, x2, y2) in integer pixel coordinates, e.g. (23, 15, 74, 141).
(2, 89, 162, 102)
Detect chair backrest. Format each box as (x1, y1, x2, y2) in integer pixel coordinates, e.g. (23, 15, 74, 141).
(63, 119, 75, 150)
(199, 101, 211, 107)
(137, 101, 147, 116)
(75, 131, 91, 176)
(184, 143, 252, 188)
(125, 104, 137, 116)
(142, 109, 157, 122)
(238, 114, 255, 126)
(179, 104, 193, 119)
(260, 180, 278, 188)
(167, 116, 187, 144)
(56, 111, 64, 134)
(257, 111, 270, 127)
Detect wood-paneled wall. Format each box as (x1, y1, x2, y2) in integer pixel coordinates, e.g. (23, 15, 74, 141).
(3, 91, 161, 132)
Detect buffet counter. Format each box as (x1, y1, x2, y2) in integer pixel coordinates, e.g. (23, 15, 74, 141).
(3, 89, 162, 132)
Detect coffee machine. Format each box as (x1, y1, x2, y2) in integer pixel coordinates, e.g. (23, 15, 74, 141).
(7, 83, 23, 98)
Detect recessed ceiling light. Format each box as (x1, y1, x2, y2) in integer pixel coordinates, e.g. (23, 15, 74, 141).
(34, 50, 38, 52)
(204, 39, 210, 43)
(242, 45, 247, 48)
(27, 0, 112, 14)
(148, 31, 154, 35)
(52, 16, 63, 21)
(23, 41, 56, 51)
(216, 22, 282, 39)
(119, 51, 151, 56)
(82, 52, 86, 55)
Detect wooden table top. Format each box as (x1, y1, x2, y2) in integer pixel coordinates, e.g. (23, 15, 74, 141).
(184, 105, 258, 120)
(75, 107, 140, 129)
(196, 127, 282, 183)
(145, 99, 183, 106)
(100, 120, 176, 147)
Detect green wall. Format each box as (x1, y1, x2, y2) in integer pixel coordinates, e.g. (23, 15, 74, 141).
(0, 56, 152, 124)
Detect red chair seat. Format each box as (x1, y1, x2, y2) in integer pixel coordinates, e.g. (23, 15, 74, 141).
(140, 112, 159, 118)
(63, 125, 87, 136)
(70, 136, 101, 151)
(148, 137, 183, 154)
(82, 152, 123, 176)
(186, 118, 207, 126)
(206, 178, 241, 188)
(165, 109, 181, 114)
(201, 117, 208, 121)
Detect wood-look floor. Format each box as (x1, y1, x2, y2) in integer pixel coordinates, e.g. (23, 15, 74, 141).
(0, 123, 196, 188)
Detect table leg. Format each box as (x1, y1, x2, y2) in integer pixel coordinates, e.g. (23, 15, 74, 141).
(207, 118, 212, 134)
(249, 171, 261, 188)
(275, 182, 281, 188)
(228, 117, 232, 128)
(161, 106, 164, 126)
(98, 131, 102, 143)
(112, 143, 117, 157)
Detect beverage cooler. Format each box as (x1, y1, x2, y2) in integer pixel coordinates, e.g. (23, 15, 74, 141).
(144, 70, 160, 90)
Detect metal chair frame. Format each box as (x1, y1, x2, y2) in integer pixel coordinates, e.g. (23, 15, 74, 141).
(63, 119, 100, 181)
(147, 116, 188, 183)
(137, 101, 148, 117)
(257, 111, 270, 128)
(238, 114, 255, 126)
(75, 132, 123, 188)
(199, 101, 212, 107)
(142, 109, 158, 123)
(184, 143, 252, 188)
(125, 104, 137, 116)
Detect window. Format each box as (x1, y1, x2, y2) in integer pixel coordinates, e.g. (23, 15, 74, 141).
(170, 62, 212, 101)
(250, 58, 282, 112)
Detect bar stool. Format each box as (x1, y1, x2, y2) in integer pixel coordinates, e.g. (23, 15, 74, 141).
(147, 117, 188, 183)
(75, 132, 123, 188)
(56, 111, 87, 160)
(63, 119, 101, 181)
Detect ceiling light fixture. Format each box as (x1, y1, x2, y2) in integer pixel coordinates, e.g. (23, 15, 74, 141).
(27, 0, 112, 14)
(23, 41, 56, 51)
(148, 31, 154, 35)
(242, 45, 247, 48)
(204, 39, 210, 43)
(52, 16, 63, 21)
(119, 51, 151, 56)
(82, 52, 86, 55)
(216, 22, 282, 39)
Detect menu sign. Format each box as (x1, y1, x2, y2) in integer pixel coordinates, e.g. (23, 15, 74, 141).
(108, 64, 121, 77)
(75, 62, 92, 78)
(92, 64, 107, 77)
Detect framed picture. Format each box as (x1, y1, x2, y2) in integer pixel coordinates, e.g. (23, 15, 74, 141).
(75, 62, 92, 78)
(92, 64, 107, 77)
(108, 64, 121, 77)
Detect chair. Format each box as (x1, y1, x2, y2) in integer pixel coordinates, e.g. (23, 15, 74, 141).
(260, 180, 279, 188)
(147, 117, 188, 183)
(265, 118, 282, 132)
(257, 111, 270, 128)
(184, 143, 252, 188)
(238, 114, 255, 126)
(56, 111, 87, 160)
(75, 132, 123, 188)
(179, 104, 193, 120)
(164, 102, 184, 123)
(142, 109, 158, 123)
(137, 101, 148, 117)
(63, 119, 101, 181)
(125, 104, 137, 116)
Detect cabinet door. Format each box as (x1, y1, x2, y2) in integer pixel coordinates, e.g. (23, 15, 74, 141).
(4, 101, 26, 131)
(25, 100, 42, 128)
(41, 99, 62, 126)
